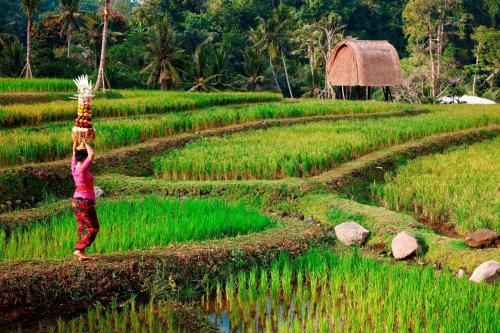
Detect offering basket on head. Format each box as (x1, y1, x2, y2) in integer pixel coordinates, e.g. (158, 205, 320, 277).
(72, 75, 96, 148)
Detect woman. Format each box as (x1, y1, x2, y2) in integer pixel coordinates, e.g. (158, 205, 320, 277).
(71, 135, 99, 260)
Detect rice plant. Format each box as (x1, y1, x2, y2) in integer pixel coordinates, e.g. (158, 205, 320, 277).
(0, 78, 75, 92)
(0, 99, 410, 166)
(152, 108, 500, 180)
(0, 195, 276, 261)
(372, 136, 500, 234)
(207, 249, 498, 332)
(19, 298, 191, 333)
(0, 90, 282, 127)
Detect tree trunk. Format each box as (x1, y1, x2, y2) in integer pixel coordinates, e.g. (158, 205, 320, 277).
(436, 22, 444, 96)
(25, 13, 33, 79)
(95, 0, 111, 91)
(67, 23, 73, 58)
(428, 27, 436, 98)
(269, 54, 281, 93)
(94, 39, 99, 70)
(281, 52, 293, 98)
(472, 42, 481, 96)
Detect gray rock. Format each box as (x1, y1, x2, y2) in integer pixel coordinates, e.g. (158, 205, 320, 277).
(469, 261, 500, 283)
(391, 231, 419, 260)
(334, 221, 370, 246)
(304, 216, 315, 223)
(464, 229, 500, 248)
(93, 186, 105, 198)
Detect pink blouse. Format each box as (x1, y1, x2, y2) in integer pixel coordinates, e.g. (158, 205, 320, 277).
(71, 152, 95, 202)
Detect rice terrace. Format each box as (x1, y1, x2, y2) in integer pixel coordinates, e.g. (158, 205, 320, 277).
(0, 0, 499, 332)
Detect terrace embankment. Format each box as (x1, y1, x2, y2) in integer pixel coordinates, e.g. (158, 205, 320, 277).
(299, 194, 500, 272)
(0, 109, 424, 210)
(313, 125, 500, 204)
(0, 218, 329, 327)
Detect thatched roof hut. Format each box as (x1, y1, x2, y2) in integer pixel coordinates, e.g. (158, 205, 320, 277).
(327, 40, 402, 89)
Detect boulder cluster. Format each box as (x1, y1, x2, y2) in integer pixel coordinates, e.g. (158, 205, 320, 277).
(333, 220, 499, 284)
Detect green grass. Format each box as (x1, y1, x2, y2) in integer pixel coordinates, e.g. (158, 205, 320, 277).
(372, 137, 500, 234)
(0, 90, 282, 127)
(152, 108, 500, 180)
(0, 195, 276, 261)
(0, 99, 411, 167)
(207, 249, 498, 332)
(0, 78, 75, 92)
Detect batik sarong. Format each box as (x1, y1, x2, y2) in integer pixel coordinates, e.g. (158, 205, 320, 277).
(73, 197, 99, 250)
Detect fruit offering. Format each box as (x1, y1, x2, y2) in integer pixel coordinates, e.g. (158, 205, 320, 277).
(72, 75, 96, 144)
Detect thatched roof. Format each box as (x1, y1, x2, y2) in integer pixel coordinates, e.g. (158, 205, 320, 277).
(327, 40, 403, 87)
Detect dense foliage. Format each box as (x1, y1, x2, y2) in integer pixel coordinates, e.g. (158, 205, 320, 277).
(0, 0, 498, 101)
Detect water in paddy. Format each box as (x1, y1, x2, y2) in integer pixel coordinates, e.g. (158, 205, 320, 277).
(9, 251, 498, 332)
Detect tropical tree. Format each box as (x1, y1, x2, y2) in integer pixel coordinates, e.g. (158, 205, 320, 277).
(56, 0, 86, 58)
(251, 4, 296, 98)
(316, 13, 345, 98)
(0, 36, 23, 77)
(142, 16, 184, 90)
(471, 26, 499, 95)
(19, 0, 42, 78)
(235, 47, 271, 91)
(403, 0, 467, 97)
(95, 0, 111, 91)
(189, 45, 219, 92)
(211, 46, 232, 89)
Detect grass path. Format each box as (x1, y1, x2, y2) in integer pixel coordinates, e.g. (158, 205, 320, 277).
(299, 193, 500, 272)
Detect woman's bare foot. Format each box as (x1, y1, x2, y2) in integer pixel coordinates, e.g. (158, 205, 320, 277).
(73, 249, 95, 261)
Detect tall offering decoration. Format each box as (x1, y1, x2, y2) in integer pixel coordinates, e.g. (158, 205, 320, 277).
(72, 75, 96, 147)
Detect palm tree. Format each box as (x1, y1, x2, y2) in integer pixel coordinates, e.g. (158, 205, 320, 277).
(57, 0, 86, 58)
(293, 24, 321, 88)
(95, 0, 111, 91)
(211, 46, 232, 89)
(79, 12, 120, 70)
(142, 16, 184, 90)
(0, 36, 23, 77)
(19, 0, 41, 78)
(189, 46, 219, 92)
(235, 47, 271, 91)
(251, 4, 295, 98)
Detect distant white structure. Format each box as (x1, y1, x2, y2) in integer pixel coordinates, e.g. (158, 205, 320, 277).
(438, 95, 496, 104)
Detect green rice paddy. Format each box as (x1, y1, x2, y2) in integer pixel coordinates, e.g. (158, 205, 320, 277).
(31, 249, 499, 333)
(204, 249, 498, 332)
(0, 90, 282, 127)
(0, 196, 276, 261)
(372, 136, 500, 234)
(0, 99, 411, 167)
(0, 78, 75, 92)
(152, 108, 500, 180)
